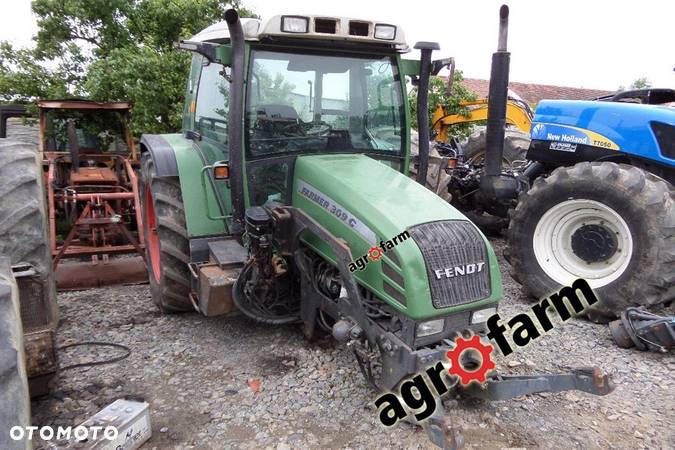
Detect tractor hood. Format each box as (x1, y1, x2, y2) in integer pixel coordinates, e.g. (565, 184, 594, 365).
(292, 154, 501, 320)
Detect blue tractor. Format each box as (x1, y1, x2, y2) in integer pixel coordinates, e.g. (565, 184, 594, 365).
(505, 100, 675, 321)
(437, 13, 674, 321)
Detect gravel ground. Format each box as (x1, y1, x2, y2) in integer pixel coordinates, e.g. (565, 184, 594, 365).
(29, 238, 674, 450)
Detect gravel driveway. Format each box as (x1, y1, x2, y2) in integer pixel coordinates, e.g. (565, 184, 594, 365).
(30, 238, 674, 450)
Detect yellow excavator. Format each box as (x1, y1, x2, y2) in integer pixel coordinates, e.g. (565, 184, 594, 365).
(432, 96, 533, 140)
(431, 93, 534, 166)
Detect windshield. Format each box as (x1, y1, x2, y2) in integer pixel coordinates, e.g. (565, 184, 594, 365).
(246, 50, 404, 158)
(44, 110, 130, 154)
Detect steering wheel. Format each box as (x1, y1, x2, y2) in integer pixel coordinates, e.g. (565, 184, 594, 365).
(301, 120, 333, 136)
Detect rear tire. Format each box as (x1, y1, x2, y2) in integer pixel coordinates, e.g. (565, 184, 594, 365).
(506, 162, 675, 321)
(0, 258, 31, 450)
(0, 141, 54, 294)
(463, 128, 530, 167)
(0, 140, 58, 396)
(140, 152, 192, 313)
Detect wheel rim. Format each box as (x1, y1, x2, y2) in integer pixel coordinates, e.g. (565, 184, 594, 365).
(533, 199, 633, 289)
(144, 185, 161, 283)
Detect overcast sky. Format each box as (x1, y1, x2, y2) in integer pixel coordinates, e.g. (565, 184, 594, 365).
(1, 0, 673, 90)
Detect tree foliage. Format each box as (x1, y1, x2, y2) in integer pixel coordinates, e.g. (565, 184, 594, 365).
(618, 77, 653, 91)
(630, 77, 652, 90)
(0, 0, 256, 134)
(408, 70, 477, 139)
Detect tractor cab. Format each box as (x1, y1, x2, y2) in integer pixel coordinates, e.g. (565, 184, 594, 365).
(178, 14, 417, 213)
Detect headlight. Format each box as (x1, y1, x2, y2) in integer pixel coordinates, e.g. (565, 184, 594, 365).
(471, 307, 497, 324)
(416, 319, 444, 337)
(374, 24, 396, 40)
(281, 16, 309, 33)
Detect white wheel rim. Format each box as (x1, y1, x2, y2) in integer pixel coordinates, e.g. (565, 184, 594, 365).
(533, 199, 633, 289)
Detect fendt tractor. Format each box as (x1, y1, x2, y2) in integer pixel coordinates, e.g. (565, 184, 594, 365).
(139, 8, 613, 448)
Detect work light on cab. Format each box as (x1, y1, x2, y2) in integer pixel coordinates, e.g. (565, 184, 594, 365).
(374, 24, 396, 40)
(281, 16, 309, 33)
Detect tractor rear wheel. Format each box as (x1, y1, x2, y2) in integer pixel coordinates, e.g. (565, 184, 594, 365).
(0, 141, 54, 292)
(140, 152, 192, 313)
(463, 128, 530, 167)
(506, 162, 675, 321)
(0, 258, 31, 450)
(0, 140, 58, 396)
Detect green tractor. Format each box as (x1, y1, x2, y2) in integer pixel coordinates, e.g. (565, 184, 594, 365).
(139, 8, 612, 448)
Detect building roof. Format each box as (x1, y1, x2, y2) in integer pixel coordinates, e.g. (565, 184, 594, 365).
(460, 78, 614, 104)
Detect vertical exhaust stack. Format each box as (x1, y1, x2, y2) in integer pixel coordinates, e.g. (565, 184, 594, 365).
(482, 5, 516, 198)
(414, 41, 440, 186)
(225, 9, 246, 234)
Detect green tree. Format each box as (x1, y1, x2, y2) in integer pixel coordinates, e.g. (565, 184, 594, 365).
(408, 70, 477, 139)
(618, 77, 653, 91)
(630, 77, 652, 89)
(0, 0, 256, 134)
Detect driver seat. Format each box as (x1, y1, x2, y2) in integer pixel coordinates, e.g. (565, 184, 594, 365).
(255, 104, 299, 124)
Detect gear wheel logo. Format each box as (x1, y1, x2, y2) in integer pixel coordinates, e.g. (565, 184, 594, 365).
(367, 246, 383, 262)
(446, 334, 496, 385)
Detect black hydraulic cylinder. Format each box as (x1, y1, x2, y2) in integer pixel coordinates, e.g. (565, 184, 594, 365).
(414, 41, 439, 185)
(482, 5, 512, 193)
(225, 9, 246, 234)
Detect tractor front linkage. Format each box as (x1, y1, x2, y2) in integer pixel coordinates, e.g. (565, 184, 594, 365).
(253, 206, 614, 450)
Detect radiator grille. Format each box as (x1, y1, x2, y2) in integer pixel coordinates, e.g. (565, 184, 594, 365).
(408, 220, 491, 309)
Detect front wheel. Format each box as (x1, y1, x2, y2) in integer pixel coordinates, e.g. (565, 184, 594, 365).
(506, 162, 675, 321)
(140, 152, 192, 313)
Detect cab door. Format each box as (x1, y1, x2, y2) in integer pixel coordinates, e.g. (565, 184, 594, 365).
(192, 58, 234, 224)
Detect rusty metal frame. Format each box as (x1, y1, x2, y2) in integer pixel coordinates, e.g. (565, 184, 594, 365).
(38, 100, 145, 271)
(37, 99, 137, 160)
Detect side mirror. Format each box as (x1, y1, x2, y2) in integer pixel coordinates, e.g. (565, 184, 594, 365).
(431, 57, 455, 96)
(176, 40, 232, 66)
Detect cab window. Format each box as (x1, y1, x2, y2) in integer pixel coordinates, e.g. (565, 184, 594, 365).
(194, 61, 229, 143)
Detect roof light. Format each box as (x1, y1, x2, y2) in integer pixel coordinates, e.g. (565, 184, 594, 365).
(374, 24, 396, 40)
(281, 16, 309, 33)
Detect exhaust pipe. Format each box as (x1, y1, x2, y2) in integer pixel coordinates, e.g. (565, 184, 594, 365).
(481, 5, 518, 198)
(414, 41, 439, 185)
(225, 9, 246, 234)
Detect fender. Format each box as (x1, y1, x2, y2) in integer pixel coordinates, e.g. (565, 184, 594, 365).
(140, 134, 179, 178)
(140, 133, 227, 240)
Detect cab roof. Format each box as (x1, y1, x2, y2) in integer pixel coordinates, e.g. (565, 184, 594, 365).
(190, 14, 408, 52)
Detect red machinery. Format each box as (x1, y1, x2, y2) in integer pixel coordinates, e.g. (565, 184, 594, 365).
(37, 100, 147, 288)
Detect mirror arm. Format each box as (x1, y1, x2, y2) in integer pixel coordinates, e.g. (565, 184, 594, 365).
(176, 40, 223, 64)
(430, 57, 456, 96)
